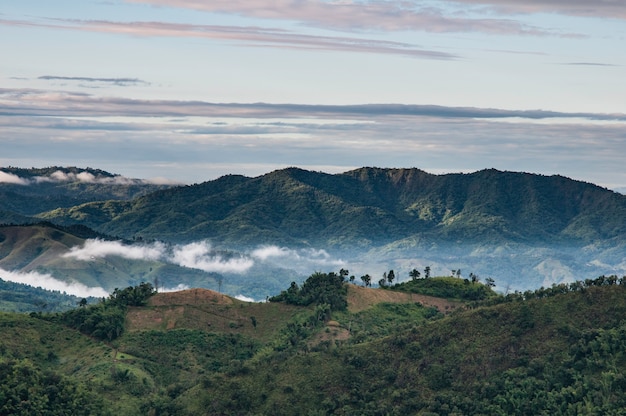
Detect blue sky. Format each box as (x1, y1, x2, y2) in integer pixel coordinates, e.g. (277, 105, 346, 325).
(1, 0, 625, 190)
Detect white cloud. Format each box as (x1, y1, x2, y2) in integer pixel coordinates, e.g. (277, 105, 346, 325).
(234, 294, 256, 302)
(0, 171, 29, 185)
(64, 239, 166, 261)
(171, 241, 254, 274)
(159, 283, 190, 292)
(0, 267, 108, 298)
(251, 245, 290, 261)
(64, 239, 254, 274)
(249, 245, 345, 273)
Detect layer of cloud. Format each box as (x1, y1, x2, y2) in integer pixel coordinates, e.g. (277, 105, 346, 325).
(448, 0, 626, 20)
(63, 240, 347, 276)
(0, 18, 455, 60)
(1, 88, 625, 189)
(65, 239, 255, 274)
(127, 0, 626, 23)
(64, 239, 166, 261)
(39, 75, 150, 87)
(0, 267, 108, 298)
(124, 0, 580, 35)
(0, 168, 180, 186)
(0, 171, 29, 185)
(171, 241, 254, 274)
(251, 245, 345, 274)
(2, 88, 625, 122)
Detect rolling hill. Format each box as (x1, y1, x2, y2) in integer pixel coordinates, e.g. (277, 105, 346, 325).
(2, 276, 626, 415)
(19, 166, 624, 292)
(35, 167, 626, 247)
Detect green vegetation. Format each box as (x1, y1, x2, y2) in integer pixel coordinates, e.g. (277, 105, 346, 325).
(269, 270, 348, 311)
(0, 278, 97, 312)
(3, 275, 626, 414)
(391, 275, 498, 301)
(30, 167, 626, 247)
(41, 283, 156, 341)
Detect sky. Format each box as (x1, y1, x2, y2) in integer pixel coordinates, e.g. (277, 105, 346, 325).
(1, 1, 625, 191)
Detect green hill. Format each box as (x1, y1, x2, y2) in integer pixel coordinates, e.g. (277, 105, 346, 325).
(0, 166, 172, 223)
(3, 166, 626, 293)
(36, 167, 626, 246)
(2, 275, 626, 415)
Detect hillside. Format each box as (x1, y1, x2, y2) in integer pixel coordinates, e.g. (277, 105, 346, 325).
(0, 166, 172, 223)
(0, 223, 308, 303)
(2, 276, 626, 415)
(22, 166, 625, 292)
(36, 167, 626, 246)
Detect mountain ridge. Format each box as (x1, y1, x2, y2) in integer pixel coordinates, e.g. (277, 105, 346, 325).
(33, 166, 626, 247)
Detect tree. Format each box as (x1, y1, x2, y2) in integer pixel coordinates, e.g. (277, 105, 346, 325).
(470, 272, 479, 284)
(387, 269, 395, 286)
(339, 268, 349, 281)
(378, 278, 387, 287)
(349, 275, 356, 284)
(361, 274, 372, 287)
(424, 266, 431, 279)
(485, 277, 496, 288)
(409, 268, 421, 280)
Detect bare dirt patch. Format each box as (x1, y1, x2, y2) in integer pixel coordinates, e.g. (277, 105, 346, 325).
(148, 288, 233, 307)
(347, 284, 461, 314)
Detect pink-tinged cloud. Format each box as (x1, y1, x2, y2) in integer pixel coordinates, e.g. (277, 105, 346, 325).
(448, 0, 626, 20)
(127, 0, 626, 23)
(123, 0, 580, 36)
(2, 88, 626, 122)
(0, 17, 454, 59)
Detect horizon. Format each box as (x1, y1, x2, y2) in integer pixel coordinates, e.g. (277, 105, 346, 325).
(1, 164, 625, 194)
(1, 1, 625, 190)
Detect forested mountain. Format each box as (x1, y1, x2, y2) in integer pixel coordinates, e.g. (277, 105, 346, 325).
(0, 166, 172, 221)
(2, 276, 626, 415)
(35, 167, 626, 247)
(2, 166, 625, 292)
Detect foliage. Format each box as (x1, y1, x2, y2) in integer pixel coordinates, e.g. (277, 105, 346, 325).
(391, 276, 498, 301)
(0, 358, 108, 416)
(269, 271, 348, 311)
(5, 277, 626, 414)
(0, 277, 98, 313)
(43, 283, 156, 341)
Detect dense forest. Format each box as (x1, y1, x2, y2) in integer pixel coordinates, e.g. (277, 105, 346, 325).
(2, 272, 626, 415)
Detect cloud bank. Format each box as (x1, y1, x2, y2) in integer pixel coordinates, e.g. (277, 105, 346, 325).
(124, 0, 582, 35)
(0, 268, 109, 298)
(0, 171, 29, 185)
(65, 239, 165, 261)
(65, 239, 255, 274)
(39, 75, 150, 87)
(0, 18, 456, 60)
(127, 0, 626, 23)
(63, 240, 346, 276)
(0, 168, 179, 186)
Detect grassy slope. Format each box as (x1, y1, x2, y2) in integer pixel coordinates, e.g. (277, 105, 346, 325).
(3, 280, 626, 414)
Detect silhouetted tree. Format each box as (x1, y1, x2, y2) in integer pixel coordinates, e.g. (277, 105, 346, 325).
(409, 268, 421, 280)
(361, 274, 372, 287)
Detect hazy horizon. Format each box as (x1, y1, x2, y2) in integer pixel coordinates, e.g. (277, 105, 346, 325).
(2, 1, 625, 189)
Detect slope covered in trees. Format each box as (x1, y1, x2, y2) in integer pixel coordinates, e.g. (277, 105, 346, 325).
(35, 167, 626, 247)
(2, 275, 626, 414)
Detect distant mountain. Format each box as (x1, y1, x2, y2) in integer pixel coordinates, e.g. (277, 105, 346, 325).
(0, 166, 173, 222)
(0, 223, 304, 301)
(37, 167, 626, 247)
(2, 166, 625, 293)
